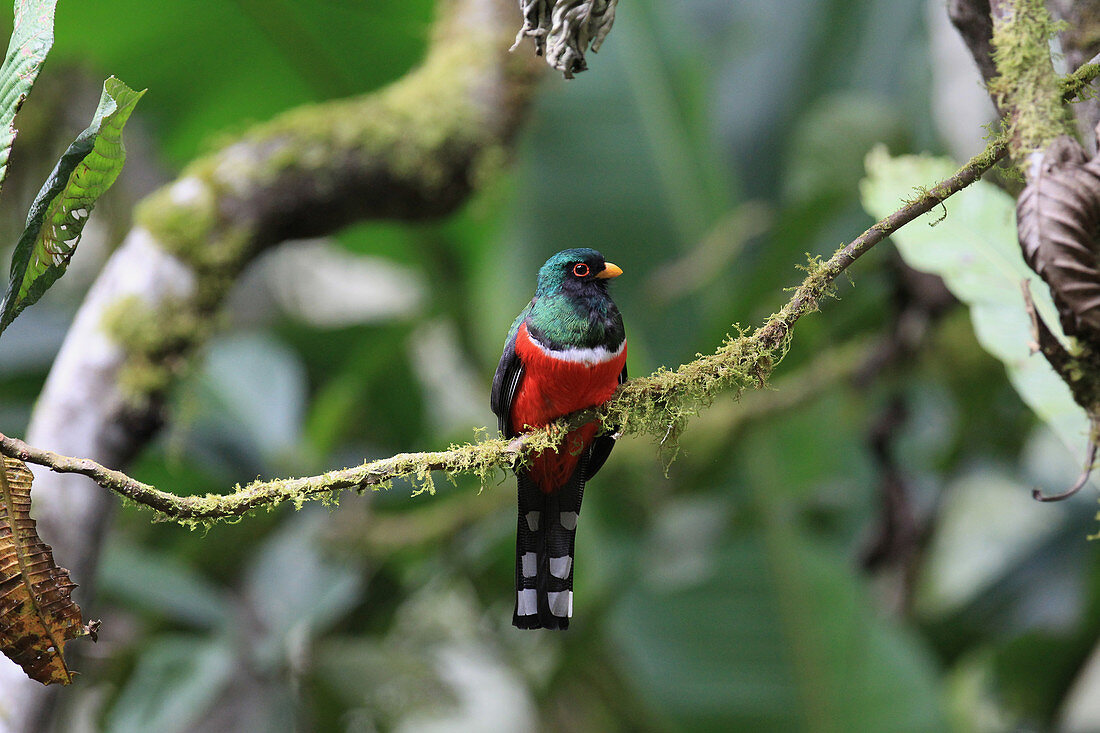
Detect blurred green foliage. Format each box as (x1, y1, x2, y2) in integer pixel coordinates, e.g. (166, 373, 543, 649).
(2, 0, 1098, 731)
(861, 148, 1089, 466)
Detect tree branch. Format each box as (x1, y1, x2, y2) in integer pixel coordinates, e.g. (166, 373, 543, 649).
(4, 19, 1098, 529)
(18, 41, 1100, 521)
(949, 0, 998, 89)
(989, 0, 1075, 166)
(1, 124, 1047, 523)
(0, 0, 540, 728)
(0, 429, 536, 522)
(1050, 0, 1100, 150)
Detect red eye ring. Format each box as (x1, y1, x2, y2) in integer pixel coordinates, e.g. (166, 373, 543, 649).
(573, 263, 590, 277)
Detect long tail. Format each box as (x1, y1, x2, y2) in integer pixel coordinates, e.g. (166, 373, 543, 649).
(513, 461, 587, 630)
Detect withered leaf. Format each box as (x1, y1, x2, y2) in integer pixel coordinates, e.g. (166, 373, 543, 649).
(0, 455, 96, 685)
(513, 0, 618, 78)
(1017, 135, 1100, 344)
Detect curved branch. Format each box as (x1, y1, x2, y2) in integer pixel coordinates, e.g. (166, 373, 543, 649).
(0, 126, 1029, 524)
(0, 429, 535, 522)
(0, 0, 540, 728)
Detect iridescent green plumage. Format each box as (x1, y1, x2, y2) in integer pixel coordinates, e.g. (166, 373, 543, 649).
(512, 248, 625, 350)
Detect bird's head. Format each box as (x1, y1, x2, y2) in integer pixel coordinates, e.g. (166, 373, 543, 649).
(534, 248, 622, 298)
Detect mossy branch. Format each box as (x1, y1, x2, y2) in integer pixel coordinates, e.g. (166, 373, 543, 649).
(2, 21, 1098, 528)
(92, 0, 541, 428)
(0, 429, 527, 525)
(0, 131, 1025, 526)
(989, 0, 1076, 168)
(0, 1, 542, 726)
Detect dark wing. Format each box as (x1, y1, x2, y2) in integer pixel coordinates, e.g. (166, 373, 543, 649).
(491, 309, 529, 438)
(584, 362, 627, 480)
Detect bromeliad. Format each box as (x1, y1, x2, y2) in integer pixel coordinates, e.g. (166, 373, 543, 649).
(491, 248, 626, 629)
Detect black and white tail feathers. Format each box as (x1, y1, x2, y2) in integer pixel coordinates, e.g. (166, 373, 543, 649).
(513, 471, 583, 629)
(513, 439, 616, 630)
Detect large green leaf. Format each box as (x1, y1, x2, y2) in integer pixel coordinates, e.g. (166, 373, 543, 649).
(99, 542, 230, 630)
(608, 533, 947, 731)
(105, 636, 235, 733)
(860, 146, 1090, 463)
(0, 0, 57, 196)
(0, 75, 143, 333)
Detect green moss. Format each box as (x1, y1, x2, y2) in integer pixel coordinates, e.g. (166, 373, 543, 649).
(1059, 5, 1100, 101)
(232, 6, 505, 198)
(599, 322, 782, 455)
(134, 180, 217, 257)
(967, 135, 1009, 171)
(1059, 339, 1100, 411)
(128, 0, 514, 319)
(134, 180, 252, 301)
(989, 0, 1074, 164)
(100, 294, 212, 406)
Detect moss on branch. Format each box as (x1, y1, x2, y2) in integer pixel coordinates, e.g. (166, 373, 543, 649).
(134, 0, 533, 264)
(8, 5, 1100, 527)
(989, 0, 1075, 166)
(102, 0, 538, 409)
(0, 122, 1036, 527)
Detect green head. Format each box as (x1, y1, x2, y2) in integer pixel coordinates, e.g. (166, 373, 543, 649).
(525, 248, 625, 349)
(533, 248, 623, 296)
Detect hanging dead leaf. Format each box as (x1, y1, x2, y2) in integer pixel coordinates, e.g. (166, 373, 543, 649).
(512, 0, 618, 78)
(0, 455, 97, 685)
(1016, 135, 1100, 344)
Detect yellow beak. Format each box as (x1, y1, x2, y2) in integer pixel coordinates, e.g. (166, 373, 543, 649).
(597, 262, 623, 279)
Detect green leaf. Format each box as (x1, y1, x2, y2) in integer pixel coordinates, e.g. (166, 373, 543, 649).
(0, 75, 144, 333)
(915, 468, 1063, 617)
(98, 542, 230, 630)
(859, 146, 1090, 463)
(105, 636, 235, 733)
(608, 534, 947, 731)
(0, 0, 58, 196)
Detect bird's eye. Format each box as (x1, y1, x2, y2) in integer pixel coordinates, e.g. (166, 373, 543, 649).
(572, 263, 590, 277)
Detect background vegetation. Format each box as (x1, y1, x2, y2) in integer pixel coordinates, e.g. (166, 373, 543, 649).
(1, 0, 1095, 730)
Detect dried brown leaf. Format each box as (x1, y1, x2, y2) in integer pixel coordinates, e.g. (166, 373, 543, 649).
(0, 455, 96, 685)
(1017, 135, 1100, 342)
(512, 0, 618, 78)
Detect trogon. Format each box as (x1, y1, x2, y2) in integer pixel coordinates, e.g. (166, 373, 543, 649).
(491, 248, 627, 629)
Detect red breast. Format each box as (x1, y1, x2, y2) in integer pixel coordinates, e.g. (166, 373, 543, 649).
(510, 322, 626, 492)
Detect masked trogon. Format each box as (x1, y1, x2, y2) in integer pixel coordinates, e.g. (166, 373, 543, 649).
(491, 248, 626, 630)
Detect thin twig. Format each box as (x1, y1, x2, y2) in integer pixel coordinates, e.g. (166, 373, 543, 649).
(1033, 438, 1098, 502)
(1021, 278, 1075, 374)
(0, 430, 517, 521)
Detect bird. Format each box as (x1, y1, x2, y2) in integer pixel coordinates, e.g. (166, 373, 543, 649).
(491, 248, 627, 630)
